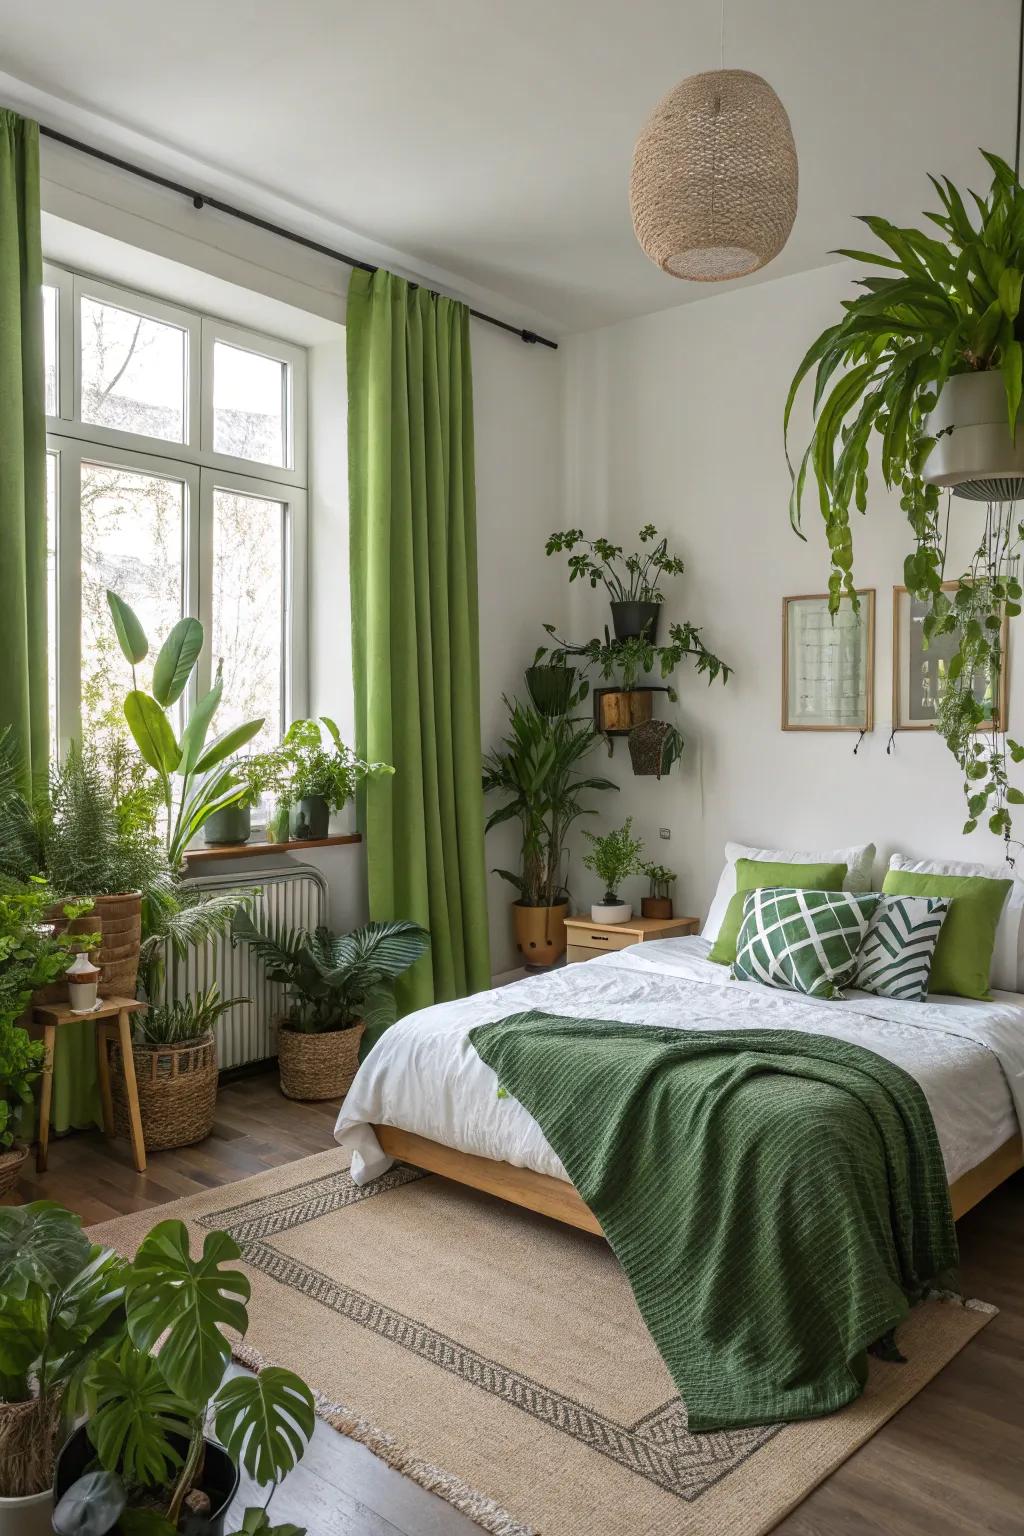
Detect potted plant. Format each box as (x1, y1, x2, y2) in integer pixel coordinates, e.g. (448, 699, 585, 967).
(108, 984, 246, 1152)
(540, 622, 731, 735)
(641, 862, 677, 919)
(232, 913, 430, 1098)
(203, 747, 289, 847)
(545, 523, 686, 640)
(483, 697, 617, 967)
(0, 1202, 125, 1536)
(628, 719, 685, 778)
(49, 1213, 316, 1536)
(785, 150, 1024, 845)
(524, 647, 579, 718)
(581, 818, 646, 924)
(275, 718, 393, 841)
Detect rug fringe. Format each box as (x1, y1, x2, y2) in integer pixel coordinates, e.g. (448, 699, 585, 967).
(232, 1340, 536, 1536)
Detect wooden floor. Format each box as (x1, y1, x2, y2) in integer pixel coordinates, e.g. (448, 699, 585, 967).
(11, 1070, 1024, 1536)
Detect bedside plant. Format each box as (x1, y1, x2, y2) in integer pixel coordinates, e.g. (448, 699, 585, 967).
(641, 862, 677, 919)
(581, 818, 646, 924)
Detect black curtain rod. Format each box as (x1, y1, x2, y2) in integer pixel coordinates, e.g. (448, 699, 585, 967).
(39, 124, 559, 350)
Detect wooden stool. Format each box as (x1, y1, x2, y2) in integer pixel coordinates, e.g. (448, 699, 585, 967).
(31, 998, 148, 1174)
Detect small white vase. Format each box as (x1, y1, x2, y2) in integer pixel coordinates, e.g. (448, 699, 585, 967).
(0, 1487, 53, 1536)
(66, 951, 100, 1013)
(591, 901, 632, 925)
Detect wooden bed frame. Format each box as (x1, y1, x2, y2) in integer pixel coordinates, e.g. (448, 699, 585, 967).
(374, 1124, 1024, 1232)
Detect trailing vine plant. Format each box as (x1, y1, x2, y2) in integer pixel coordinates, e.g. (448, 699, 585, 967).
(785, 150, 1024, 850)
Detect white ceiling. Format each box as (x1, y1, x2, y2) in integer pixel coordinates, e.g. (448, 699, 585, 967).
(0, 0, 1019, 333)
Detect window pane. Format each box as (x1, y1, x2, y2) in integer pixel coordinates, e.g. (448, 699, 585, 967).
(43, 285, 58, 417)
(46, 453, 58, 748)
(80, 296, 187, 443)
(213, 341, 287, 466)
(212, 488, 284, 752)
(80, 461, 184, 739)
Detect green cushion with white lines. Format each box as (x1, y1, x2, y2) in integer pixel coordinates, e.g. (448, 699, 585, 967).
(731, 886, 880, 1000)
(852, 894, 950, 1002)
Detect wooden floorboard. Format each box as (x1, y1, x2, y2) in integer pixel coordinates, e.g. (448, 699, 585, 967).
(9, 1071, 1023, 1535)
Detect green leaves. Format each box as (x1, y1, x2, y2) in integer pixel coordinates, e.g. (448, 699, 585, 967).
(179, 672, 224, 777)
(151, 618, 203, 707)
(106, 591, 148, 665)
(228, 1511, 306, 1536)
(0, 1200, 93, 1298)
(125, 1221, 250, 1405)
(213, 1367, 316, 1486)
(87, 1343, 191, 1489)
(194, 719, 266, 775)
(125, 692, 181, 776)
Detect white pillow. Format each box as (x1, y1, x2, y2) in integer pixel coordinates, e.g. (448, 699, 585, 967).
(703, 841, 877, 943)
(886, 853, 1024, 994)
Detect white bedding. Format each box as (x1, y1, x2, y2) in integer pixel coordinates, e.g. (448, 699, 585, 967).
(335, 936, 1024, 1188)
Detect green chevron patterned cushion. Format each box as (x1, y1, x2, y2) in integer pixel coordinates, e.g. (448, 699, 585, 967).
(732, 886, 880, 1000)
(852, 894, 950, 1002)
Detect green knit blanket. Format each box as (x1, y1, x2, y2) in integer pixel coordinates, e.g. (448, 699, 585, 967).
(469, 1013, 959, 1430)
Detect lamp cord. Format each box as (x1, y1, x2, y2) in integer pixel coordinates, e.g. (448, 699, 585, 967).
(1016, 0, 1023, 178)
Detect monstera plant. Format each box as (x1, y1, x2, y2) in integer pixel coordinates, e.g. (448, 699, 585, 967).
(786, 150, 1024, 847)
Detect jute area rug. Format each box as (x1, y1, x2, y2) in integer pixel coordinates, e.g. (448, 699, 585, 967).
(90, 1148, 994, 1536)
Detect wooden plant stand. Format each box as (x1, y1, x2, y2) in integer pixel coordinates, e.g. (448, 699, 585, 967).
(31, 998, 148, 1174)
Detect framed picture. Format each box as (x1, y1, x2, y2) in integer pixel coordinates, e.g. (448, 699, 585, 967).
(892, 583, 1009, 731)
(782, 591, 875, 731)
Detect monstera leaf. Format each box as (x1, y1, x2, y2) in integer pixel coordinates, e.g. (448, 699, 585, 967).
(228, 1511, 306, 1536)
(213, 1367, 315, 1485)
(87, 1344, 191, 1489)
(125, 1221, 250, 1404)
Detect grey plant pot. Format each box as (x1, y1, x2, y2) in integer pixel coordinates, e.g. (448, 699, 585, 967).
(289, 795, 330, 840)
(610, 600, 661, 641)
(924, 370, 1024, 501)
(203, 803, 252, 846)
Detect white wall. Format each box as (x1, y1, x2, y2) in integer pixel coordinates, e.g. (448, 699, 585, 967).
(560, 261, 1020, 923)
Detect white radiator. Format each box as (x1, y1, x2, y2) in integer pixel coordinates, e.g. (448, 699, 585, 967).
(168, 865, 328, 1070)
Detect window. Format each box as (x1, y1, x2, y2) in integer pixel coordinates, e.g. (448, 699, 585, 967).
(45, 265, 307, 756)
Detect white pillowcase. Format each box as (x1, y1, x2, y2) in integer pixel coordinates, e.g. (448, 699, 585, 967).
(702, 841, 877, 943)
(886, 853, 1024, 994)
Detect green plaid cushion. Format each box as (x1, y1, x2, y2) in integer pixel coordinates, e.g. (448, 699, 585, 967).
(731, 886, 881, 1000)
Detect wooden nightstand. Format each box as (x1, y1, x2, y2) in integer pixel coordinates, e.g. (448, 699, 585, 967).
(564, 914, 700, 965)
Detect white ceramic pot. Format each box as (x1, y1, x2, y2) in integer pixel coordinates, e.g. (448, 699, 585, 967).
(924, 370, 1024, 500)
(591, 901, 632, 924)
(0, 1487, 53, 1536)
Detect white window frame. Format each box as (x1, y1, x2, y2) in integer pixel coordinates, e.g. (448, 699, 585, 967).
(43, 262, 309, 754)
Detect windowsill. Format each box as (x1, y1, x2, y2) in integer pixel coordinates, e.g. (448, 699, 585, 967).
(183, 833, 361, 864)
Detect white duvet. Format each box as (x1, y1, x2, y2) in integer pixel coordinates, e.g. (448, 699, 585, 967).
(335, 936, 1024, 1188)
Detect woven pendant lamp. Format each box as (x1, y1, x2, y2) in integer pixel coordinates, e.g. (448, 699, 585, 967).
(630, 66, 798, 281)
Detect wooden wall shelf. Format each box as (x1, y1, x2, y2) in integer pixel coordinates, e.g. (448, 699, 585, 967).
(183, 834, 362, 864)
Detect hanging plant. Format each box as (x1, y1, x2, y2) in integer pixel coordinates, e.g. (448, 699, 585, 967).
(785, 150, 1024, 850)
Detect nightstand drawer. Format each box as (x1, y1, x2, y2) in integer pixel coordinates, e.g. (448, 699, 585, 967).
(567, 928, 638, 953)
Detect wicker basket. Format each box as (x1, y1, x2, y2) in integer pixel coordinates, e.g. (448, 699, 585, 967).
(0, 1391, 64, 1501)
(277, 1023, 364, 1102)
(109, 1031, 218, 1151)
(93, 891, 143, 998)
(0, 1145, 28, 1199)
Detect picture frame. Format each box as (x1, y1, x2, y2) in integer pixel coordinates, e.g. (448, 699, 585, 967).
(892, 583, 1009, 732)
(782, 590, 875, 732)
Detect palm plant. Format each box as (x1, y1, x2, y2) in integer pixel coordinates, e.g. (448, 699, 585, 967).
(785, 150, 1024, 844)
(138, 877, 256, 1003)
(232, 912, 430, 1035)
(482, 698, 617, 908)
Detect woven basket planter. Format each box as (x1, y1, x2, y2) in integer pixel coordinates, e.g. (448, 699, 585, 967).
(278, 1023, 364, 1102)
(109, 1031, 218, 1151)
(93, 891, 143, 998)
(0, 1145, 28, 1199)
(0, 1390, 63, 1503)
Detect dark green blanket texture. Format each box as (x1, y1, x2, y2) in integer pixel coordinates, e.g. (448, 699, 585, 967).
(469, 1013, 959, 1431)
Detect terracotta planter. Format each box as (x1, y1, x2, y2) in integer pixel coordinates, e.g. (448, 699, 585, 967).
(109, 1032, 218, 1151)
(277, 1022, 364, 1101)
(641, 896, 674, 919)
(0, 1145, 28, 1199)
(598, 689, 653, 733)
(513, 901, 569, 968)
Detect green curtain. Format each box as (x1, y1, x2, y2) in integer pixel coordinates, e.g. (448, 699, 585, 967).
(0, 110, 47, 792)
(348, 268, 491, 1039)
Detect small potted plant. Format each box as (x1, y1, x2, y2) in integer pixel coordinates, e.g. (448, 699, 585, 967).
(232, 912, 430, 1097)
(541, 622, 731, 735)
(50, 1212, 316, 1536)
(276, 717, 393, 841)
(581, 818, 646, 924)
(108, 984, 246, 1152)
(203, 747, 289, 847)
(0, 1203, 125, 1536)
(641, 863, 677, 919)
(545, 523, 686, 641)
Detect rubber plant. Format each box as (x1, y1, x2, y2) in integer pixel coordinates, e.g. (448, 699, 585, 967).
(106, 591, 265, 870)
(785, 150, 1024, 848)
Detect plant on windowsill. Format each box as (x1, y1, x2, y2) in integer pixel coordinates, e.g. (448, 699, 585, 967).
(203, 747, 291, 848)
(581, 818, 646, 924)
(483, 696, 617, 968)
(274, 718, 393, 842)
(545, 523, 686, 641)
(641, 862, 677, 920)
(231, 912, 430, 1099)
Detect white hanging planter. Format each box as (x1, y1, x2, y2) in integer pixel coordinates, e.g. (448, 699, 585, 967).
(924, 370, 1024, 501)
(0, 1487, 53, 1536)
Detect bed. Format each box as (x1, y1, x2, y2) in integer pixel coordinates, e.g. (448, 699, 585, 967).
(335, 935, 1024, 1227)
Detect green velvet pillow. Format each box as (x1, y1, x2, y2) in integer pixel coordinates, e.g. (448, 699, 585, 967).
(881, 869, 1011, 1000)
(708, 858, 848, 966)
